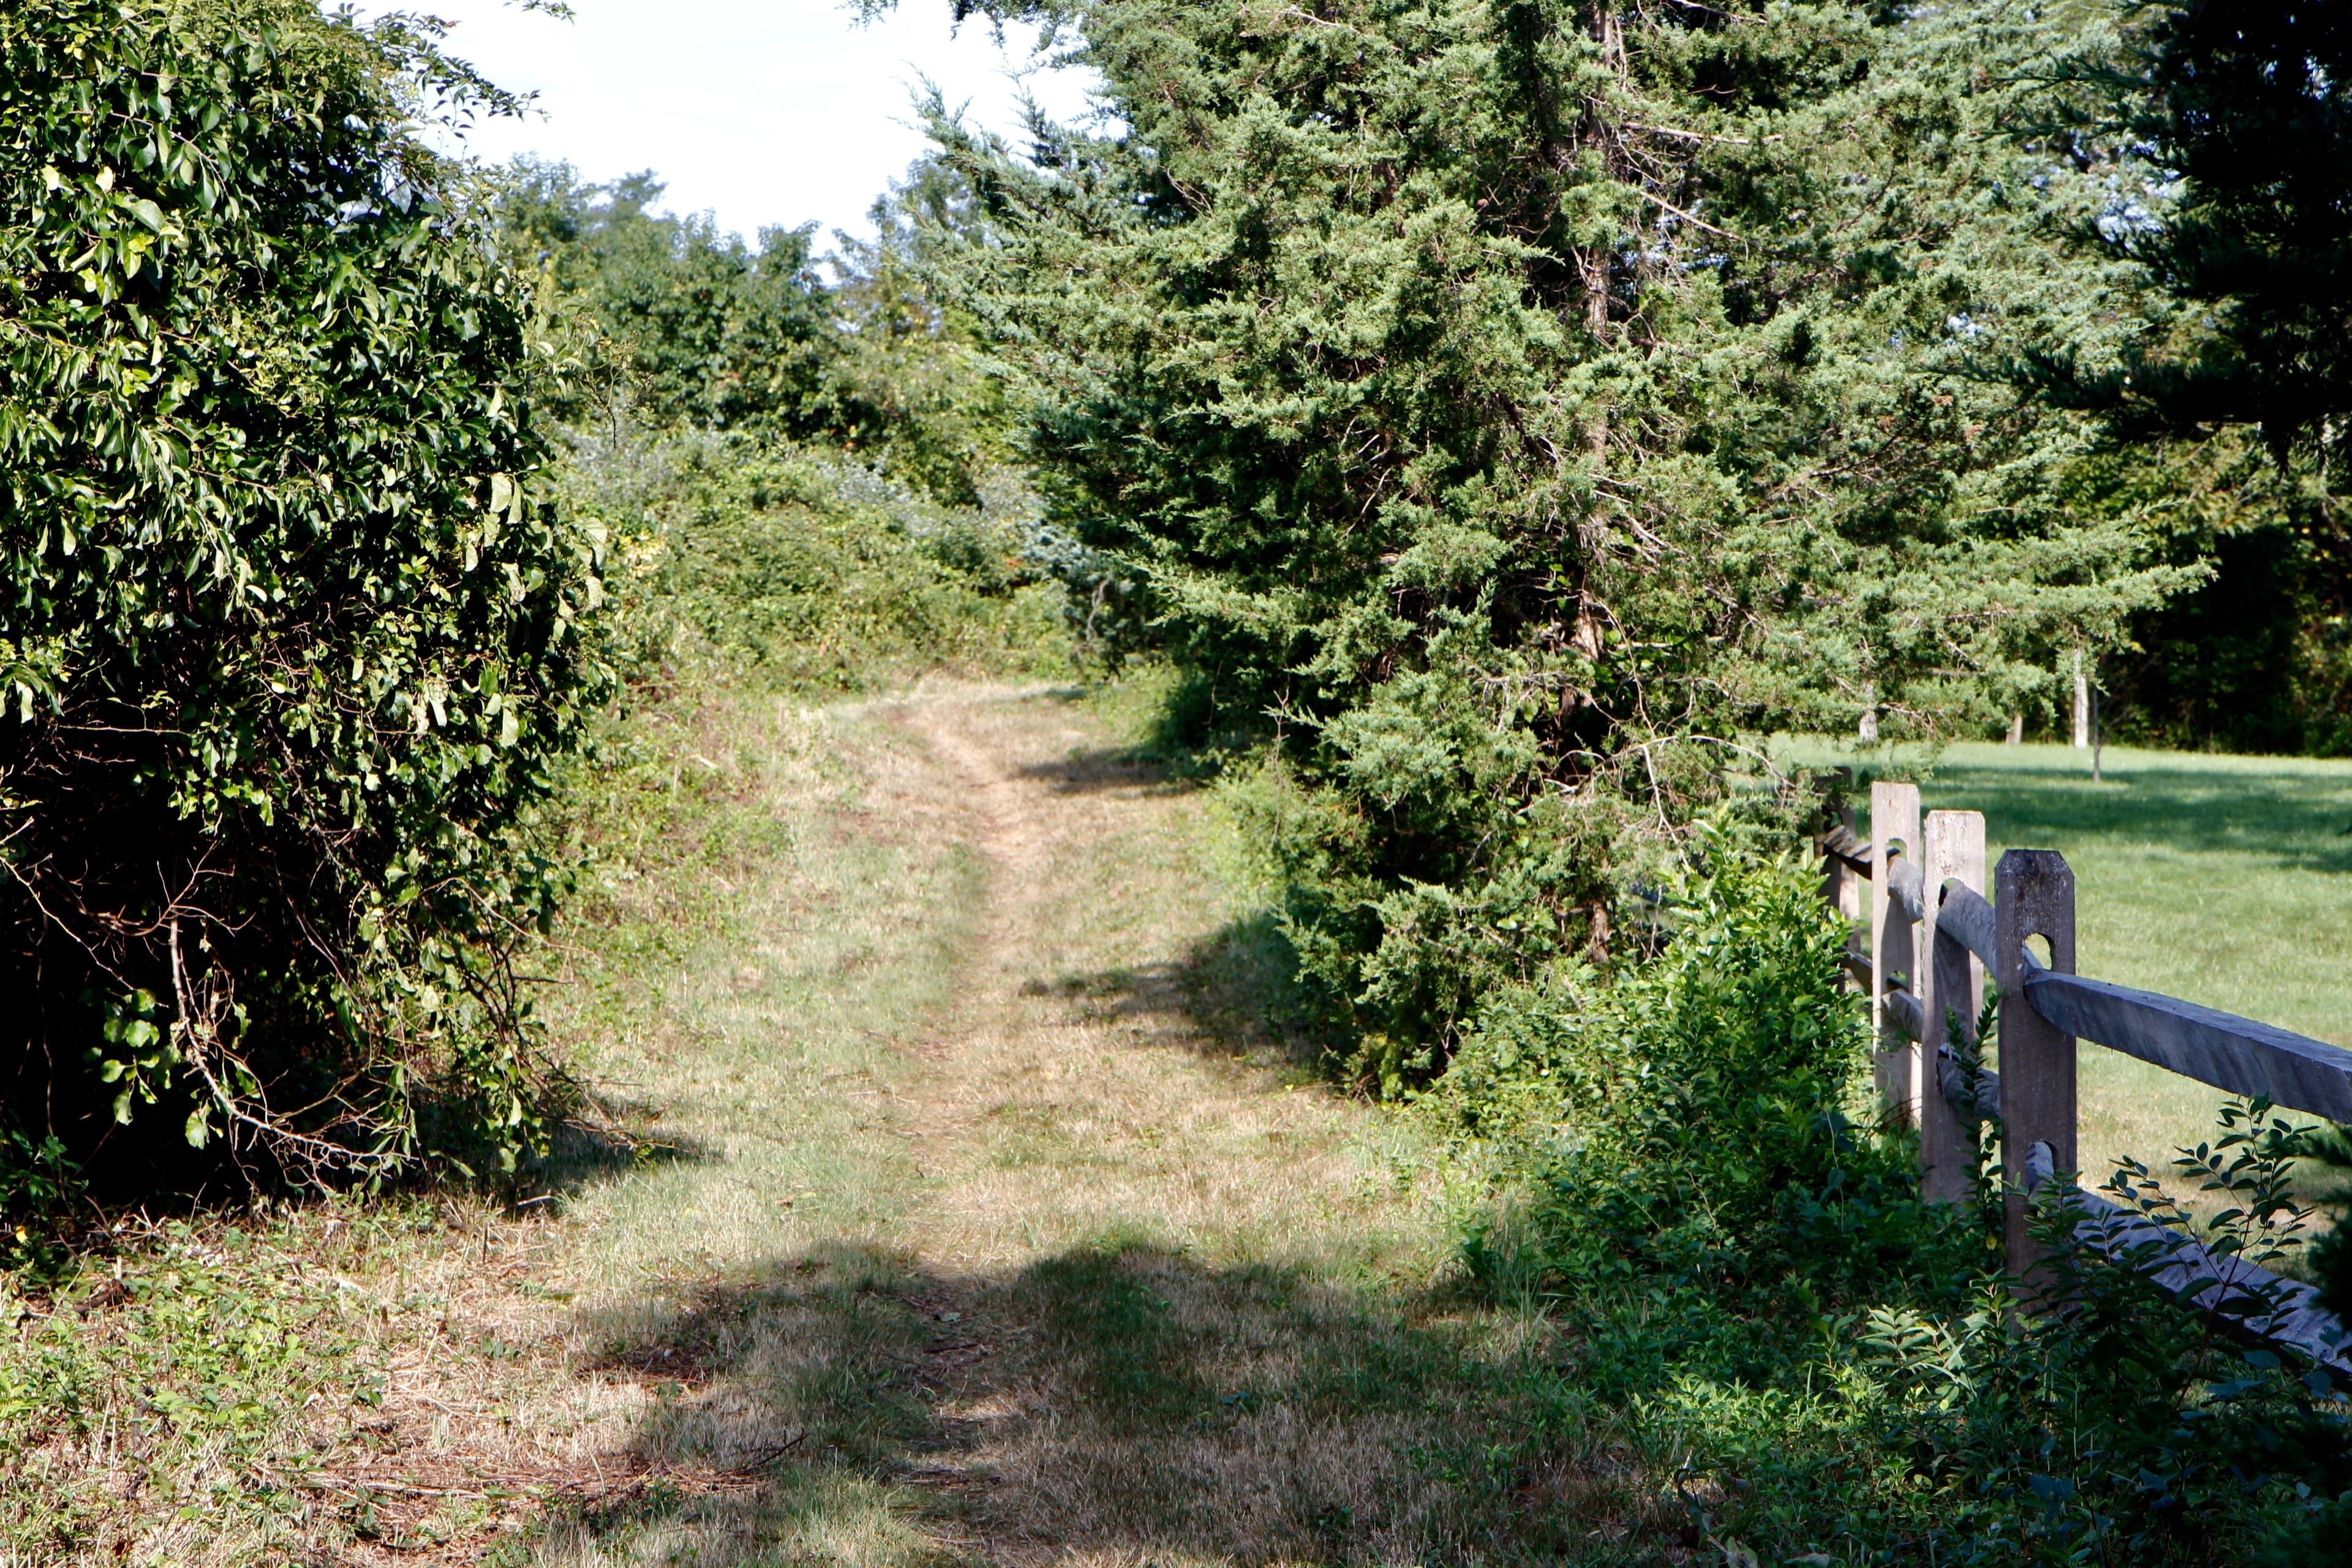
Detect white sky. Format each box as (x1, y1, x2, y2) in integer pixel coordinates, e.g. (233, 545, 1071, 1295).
(358, 0, 1096, 245)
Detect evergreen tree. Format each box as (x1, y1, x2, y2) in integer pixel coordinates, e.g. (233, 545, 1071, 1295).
(2038, 0, 2352, 466)
(907, 0, 2192, 1077)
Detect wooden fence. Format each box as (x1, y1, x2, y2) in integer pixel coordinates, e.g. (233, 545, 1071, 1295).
(1819, 780, 2352, 1378)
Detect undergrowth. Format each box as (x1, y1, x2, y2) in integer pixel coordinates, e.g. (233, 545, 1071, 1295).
(1430, 859, 2352, 1565)
(0, 1202, 492, 1561)
(570, 432, 1074, 699)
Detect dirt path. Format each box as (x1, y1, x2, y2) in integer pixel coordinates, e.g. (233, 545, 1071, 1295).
(452, 684, 1602, 1566)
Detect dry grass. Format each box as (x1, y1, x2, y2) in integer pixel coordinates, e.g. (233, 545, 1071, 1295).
(524, 680, 1648, 1566)
(0, 1196, 716, 1566)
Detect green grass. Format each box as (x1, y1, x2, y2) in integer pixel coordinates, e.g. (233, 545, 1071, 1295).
(1785, 736, 2352, 1203)
(514, 677, 1668, 1566)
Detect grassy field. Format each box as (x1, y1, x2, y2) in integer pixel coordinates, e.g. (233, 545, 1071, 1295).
(1796, 737, 2352, 1206)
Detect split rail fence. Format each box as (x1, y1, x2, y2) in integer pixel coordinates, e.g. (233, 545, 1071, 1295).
(1819, 781, 2352, 1378)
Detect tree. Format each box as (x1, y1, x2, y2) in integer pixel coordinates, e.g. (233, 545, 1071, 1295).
(493, 159, 835, 436)
(907, 0, 2191, 1080)
(494, 155, 1016, 503)
(819, 156, 1022, 505)
(2047, 0, 2352, 467)
(1972, 0, 2352, 752)
(0, 0, 605, 1186)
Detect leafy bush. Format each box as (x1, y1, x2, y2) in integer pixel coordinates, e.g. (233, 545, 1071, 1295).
(1439, 864, 2352, 1564)
(570, 434, 1071, 697)
(0, 0, 605, 1188)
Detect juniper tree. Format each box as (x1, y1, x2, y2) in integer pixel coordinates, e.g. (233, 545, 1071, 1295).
(900, 0, 2192, 1077)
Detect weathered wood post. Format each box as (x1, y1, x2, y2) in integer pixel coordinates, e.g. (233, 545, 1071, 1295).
(1870, 781, 1921, 1123)
(1996, 850, 2077, 1280)
(2072, 651, 2090, 749)
(1921, 810, 1985, 1204)
(1819, 803, 1860, 924)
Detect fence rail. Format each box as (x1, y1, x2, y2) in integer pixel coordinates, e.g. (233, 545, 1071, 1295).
(1818, 782, 2352, 1377)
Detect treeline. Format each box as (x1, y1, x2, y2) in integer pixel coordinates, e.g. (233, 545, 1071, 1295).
(14, 0, 2332, 1207)
(491, 158, 1015, 506)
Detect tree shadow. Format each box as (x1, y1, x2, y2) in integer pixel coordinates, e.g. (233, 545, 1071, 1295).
(1925, 756, 2352, 875)
(1020, 912, 1338, 1077)
(535, 1238, 1656, 1566)
(532, 1099, 720, 1200)
(1013, 746, 1203, 799)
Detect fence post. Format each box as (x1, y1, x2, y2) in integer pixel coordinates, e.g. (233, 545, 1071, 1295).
(1921, 810, 1985, 1204)
(1870, 781, 1921, 1124)
(1819, 802, 1860, 925)
(1996, 850, 2077, 1281)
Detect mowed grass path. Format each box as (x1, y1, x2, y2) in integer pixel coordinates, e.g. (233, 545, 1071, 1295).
(1815, 739, 2352, 1198)
(6, 677, 1662, 1566)
(515, 681, 1632, 1566)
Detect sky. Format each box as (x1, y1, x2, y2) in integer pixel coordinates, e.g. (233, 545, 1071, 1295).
(359, 0, 1098, 246)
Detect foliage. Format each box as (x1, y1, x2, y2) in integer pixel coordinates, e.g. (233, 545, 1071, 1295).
(0, 1217, 372, 1559)
(2104, 455, 2352, 755)
(1439, 864, 2352, 1564)
(2286, 1121, 2352, 1324)
(820, 157, 1028, 505)
(0, 0, 605, 1186)
(907, 0, 2199, 1074)
(1985, 0, 2352, 753)
(492, 160, 836, 438)
(566, 432, 1071, 698)
(1438, 860, 1932, 1353)
(2030, 0, 2352, 471)
(0, 1200, 571, 1562)
(493, 156, 1022, 507)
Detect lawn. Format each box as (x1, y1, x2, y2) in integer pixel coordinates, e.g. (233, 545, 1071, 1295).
(1787, 737, 2352, 1208)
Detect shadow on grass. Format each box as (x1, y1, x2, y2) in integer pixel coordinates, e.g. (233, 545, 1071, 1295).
(1013, 744, 1203, 799)
(1925, 756, 2352, 876)
(1020, 911, 1338, 1077)
(541, 1239, 1650, 1566)
(535, 1104, 720, 1202)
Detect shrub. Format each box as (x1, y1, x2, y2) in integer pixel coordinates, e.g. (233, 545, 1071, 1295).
(572, 434, 1071, 697)
(1441, 863, 2352, 1562)
(0, 0, 605, 1189)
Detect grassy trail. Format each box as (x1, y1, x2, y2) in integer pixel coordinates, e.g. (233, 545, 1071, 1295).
(510, 682, 1600, 1567)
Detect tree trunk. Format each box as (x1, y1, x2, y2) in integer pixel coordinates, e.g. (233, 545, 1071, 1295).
(2071, 650, 2090, 748)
